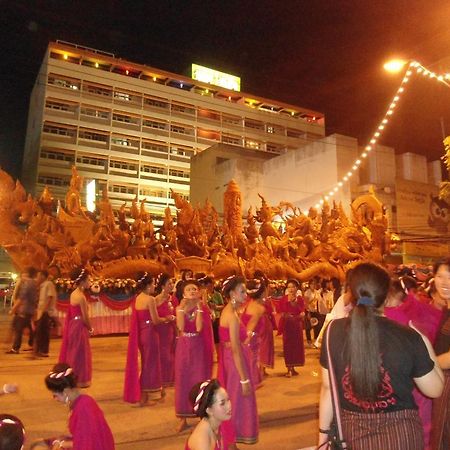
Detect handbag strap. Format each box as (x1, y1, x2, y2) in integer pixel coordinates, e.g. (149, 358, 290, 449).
(326, 320, 347, 448)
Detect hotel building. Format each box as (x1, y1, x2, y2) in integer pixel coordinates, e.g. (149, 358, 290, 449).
(22, 41, 325, 222)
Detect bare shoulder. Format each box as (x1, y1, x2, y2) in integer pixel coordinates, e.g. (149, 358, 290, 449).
(135, 292, 150, 310)
(188, 420, 210, 450)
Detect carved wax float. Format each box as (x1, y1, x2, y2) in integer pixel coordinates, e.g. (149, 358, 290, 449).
(0, 167, 390, 281)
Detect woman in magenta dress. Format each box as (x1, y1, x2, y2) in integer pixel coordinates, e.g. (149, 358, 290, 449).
(385, 276, 444, 450)
(218, 276, 258, 447)
(45, 362, 114, 450)
(259, 290, 277, 376)
(241, 278, 266, 387)
(175, 280, 209, 432)
(185, 379, 231, 450)
(59, 268, 92, 388)
(123, 272, 164, 406)
(154, 273, 177, 387)
(279, 279, 305, 377)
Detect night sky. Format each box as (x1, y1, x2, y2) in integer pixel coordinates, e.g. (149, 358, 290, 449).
(1, 0, 450, 180)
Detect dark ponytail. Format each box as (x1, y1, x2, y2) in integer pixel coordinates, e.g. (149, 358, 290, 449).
(347, 262, 390, 401)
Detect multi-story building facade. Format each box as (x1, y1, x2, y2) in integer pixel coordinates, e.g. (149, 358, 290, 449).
(23, 41, 325, 222)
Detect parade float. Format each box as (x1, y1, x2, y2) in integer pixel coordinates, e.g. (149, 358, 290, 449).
(0, 166, 390, 333)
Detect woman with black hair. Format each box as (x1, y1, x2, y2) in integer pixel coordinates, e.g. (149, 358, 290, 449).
(241, 278, 266, 387)
(431, 257, 450, 450)
(124, 272, 164, 406)
(278, 279, 305, 377)
(185, 379, 231, 450)
(43, 363, 114, 450)
(0, 414, 25, 450)
(318, 262, 444, 450)
(59, 268, 92, 388)
(218, 276, 258, 447)
(175, 280, 209, 432)
(154, 273, 177, 387)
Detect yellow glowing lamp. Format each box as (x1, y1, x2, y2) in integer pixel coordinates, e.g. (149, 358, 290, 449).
(384, 59, 407, 73)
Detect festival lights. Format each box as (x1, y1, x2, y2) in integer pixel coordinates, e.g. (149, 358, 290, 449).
(310, 60, 450, 212)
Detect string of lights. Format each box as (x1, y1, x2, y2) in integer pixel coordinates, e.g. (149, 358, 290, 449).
(311, 60, 450, 210)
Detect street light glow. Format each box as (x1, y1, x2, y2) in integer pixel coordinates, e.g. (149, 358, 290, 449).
(383, 59, 407, 73)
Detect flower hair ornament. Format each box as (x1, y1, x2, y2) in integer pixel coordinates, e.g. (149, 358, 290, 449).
(222, 275, 236, 291)
(138, 272, 149, 284)
(0, 417, 25, 437)
(49, 367, 73, 379)
(247, 279, 261, 295)
(193, 379, 211, 413)
(400, 277, 408, 294)
(74, 269, 86, 284)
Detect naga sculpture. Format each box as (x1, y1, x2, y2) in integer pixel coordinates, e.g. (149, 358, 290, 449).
(0, 166, 390, 281)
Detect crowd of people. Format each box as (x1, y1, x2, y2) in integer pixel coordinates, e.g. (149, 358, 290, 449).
(1, 259, 449, 449)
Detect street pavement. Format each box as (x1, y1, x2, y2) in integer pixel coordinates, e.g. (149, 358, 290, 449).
(0, 311, 321, 449)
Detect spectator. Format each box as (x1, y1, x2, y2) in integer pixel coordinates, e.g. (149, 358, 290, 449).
(318, 262, 443, 449)
(6, 267, 38, 354)
(34, 270, 57, 357)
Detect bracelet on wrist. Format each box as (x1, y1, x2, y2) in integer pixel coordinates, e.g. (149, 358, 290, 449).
(2, 384, 9, 394)
(196, 309, 204, 313)
(319, 428, 330, 434)
(239, 379, 250, 385)
(178, 309, 185, 313)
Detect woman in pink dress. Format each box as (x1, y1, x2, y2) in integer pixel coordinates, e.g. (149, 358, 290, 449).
(44, 362, 114, 450)
(185, 379, 231, 450)
(218, 276, 258, 447)
(241, 278, 266, 387)
(278, 279, 305, 377)
(123, 272, 164, 406)
(59, 268, 92, 388)
(385, 276, 444, 450)
(154, 273, 177, 387)
(175, 280, 209, 432)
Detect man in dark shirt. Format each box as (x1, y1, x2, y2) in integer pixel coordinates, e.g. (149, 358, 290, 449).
(6, 267, 38, 354)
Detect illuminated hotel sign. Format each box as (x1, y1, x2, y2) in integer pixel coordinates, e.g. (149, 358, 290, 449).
(192, 64, 241, 91)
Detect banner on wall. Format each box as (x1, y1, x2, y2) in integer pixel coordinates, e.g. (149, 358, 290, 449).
(395, 178, 450, 235)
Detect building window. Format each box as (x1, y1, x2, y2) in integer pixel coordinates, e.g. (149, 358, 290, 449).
(38, 175, 70, 187)
(45, 100, 72, 112)
(144, 97, 169, 109)
(109, 185, 137, 195)
(142, 141, 169, 153)
(48, 74, 80, 90)
(245, 119, 264, 130)
(79, 129, 109, 142)
(43, 123, 76, 137)
(169, 169, 189, 178)
(171, 103, 195, 115)
(140, 188, 166, 198)
(110, 160, 137, 171)
(84, 83, 112, 97)
(41, 150, 74, 162)
(114, 91, 131, 101)
(80, 107, 110, 119)
(76, 155, 106, 166)
(222, 134, 241, 146)
(141, 165, 167, 175)
(143, 119, 168, 130)
(171, 124, 193, 135)
(112, 113, 138, 124)
(245, 140, 261, 150)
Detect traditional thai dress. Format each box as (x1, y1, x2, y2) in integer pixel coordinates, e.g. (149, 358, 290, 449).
(432, 308, 450, 450)
(385, 294, 444, 450)
(155, 295, 177, 386)
(185, 425, 224, 450)
(175, 308, 208, 417)
(259, 298, 276, 369)
(123, 305, 162, 403)
(218, 324, 258, 445)
(59, 304, 92, 386)
(200, 303, 214, 379)
(69, 394, 115, 450)
(241, 303, 264, 387)
(278, 295, 305, 368)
